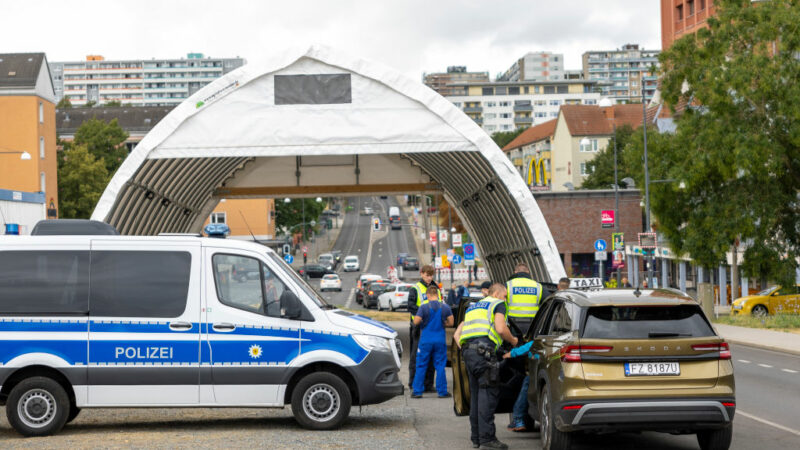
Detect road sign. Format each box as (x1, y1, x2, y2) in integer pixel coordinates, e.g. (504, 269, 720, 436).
(452, 233, 462, 247)
(302, 246, 308, 253)
(612, 232, 625, 251)
(284, 254, 294, 264)
(594, 239, 607, 252)
(601, 210, 615, 228)
(439, 230, 449, 242)
(452, 254, 462, 264)
(463, 243, 475, 259)
(441, 254, 450, 268)
(429, 231, 437, 246)
(595, 251, 607, 261)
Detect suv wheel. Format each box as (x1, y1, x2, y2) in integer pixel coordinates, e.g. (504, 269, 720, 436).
(540, 384, 572, 450)
(291, 372, 352, 430)
(6, 376, 70, 437)
(697, 425, 733, 450)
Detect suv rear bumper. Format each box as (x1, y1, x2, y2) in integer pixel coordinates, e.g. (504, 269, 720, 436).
(556, 398, 735, 433)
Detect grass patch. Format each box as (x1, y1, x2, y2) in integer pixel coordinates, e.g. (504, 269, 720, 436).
(713, 313, 800, 332)
(341, 308, 408, 322)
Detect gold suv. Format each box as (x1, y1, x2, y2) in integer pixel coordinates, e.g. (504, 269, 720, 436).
(528, 289, 735, 450)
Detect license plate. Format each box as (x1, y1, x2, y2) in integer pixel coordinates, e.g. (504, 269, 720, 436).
(624, 362, 680, 376)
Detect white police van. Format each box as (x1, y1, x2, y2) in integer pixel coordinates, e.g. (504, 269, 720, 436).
(0, 220, 403, 436)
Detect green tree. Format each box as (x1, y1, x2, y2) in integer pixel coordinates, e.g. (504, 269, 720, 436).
(56, 96, 72, 109)
(72, 117, 129, 174)
(580, 125, 637, 189)
(656, 0, 800, 283)
(104, 100, 122, 107)
(85, 100, 96, 107)
(491, 127, 527, 149)
(57, 144, 109, 219)
(275, 198, 327, 239)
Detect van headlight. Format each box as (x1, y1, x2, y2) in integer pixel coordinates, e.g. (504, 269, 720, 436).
(353, 335, 392, 352)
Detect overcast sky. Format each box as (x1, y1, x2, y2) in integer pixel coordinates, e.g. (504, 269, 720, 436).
(3, 0, 661, 79)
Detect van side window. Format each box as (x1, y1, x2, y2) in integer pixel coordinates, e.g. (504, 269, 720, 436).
(213, 254, 289, 318)
(91, 251, 191, 318)
(0, 251, 89, 314)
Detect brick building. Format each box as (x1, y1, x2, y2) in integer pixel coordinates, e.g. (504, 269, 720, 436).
(534, 189, 642, 279)
(661, 0, 717, 50)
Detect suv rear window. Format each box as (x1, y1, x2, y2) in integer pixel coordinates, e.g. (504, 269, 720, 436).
(582, 305, 715, 339)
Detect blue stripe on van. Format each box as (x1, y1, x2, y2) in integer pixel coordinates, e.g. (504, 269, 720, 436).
(0, 340, 87, 365)
(301, 330, 369, 364)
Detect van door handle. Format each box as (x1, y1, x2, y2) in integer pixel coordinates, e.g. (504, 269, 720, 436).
(169, 321, 193, 331)
(213, 323, 236, 332)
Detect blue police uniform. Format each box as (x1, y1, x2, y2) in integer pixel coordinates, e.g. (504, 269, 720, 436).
(412, 299, 452, 397)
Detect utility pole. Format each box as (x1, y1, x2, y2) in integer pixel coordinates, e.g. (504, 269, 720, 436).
(435, 194, 441, 284)
(448, 203, 453, 287)
(642, 88, 653, 289)
(613, 123, 621, 286)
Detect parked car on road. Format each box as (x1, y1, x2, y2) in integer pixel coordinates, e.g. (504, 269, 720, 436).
(320, 274, 342, 292)
(402, 256, 419, 271)
(452, 288, 736, 450)
(298, 264, 334, 278)
(377, 283, 413, 311)
(731, 284, 800, 316)
(343, 255, 360, 272)
(363, 281, 391, 309)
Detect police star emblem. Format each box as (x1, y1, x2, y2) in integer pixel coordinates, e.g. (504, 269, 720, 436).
(248, 344, 263, 359)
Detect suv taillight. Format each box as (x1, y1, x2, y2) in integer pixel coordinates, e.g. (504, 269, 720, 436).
(691, 342, 731, 360)
(559, 345, 613, 363)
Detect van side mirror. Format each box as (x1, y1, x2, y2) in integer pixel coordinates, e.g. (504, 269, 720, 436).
(280, 291, 302, 319)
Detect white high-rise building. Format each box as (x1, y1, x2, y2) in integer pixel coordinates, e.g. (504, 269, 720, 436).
(50, 53, 245, 107)
(499, 52, 565, 82)
(445, 79, 601, 133)
(582, 44, 660, 103)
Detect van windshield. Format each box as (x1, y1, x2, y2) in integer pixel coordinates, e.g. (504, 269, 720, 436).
(267, 253, 331, 309)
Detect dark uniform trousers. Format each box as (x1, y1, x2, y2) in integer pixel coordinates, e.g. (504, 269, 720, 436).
(462, 338, 500, 446)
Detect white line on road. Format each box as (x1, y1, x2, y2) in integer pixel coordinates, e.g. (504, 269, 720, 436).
(738, 359, 751, 364)
(758, 363, 773, 368)
(737, 410, 800, 437)
(782, 368, 798, 374)
(344, 288, 356, 309)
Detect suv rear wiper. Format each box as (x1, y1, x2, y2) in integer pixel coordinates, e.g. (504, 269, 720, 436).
(648, 332, 692, 338)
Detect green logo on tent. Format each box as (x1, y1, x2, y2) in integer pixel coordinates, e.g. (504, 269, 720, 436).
(196, 101, 205, 109)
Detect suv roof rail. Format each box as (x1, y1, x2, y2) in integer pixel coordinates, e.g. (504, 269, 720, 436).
(31, 219, 119, 236)
(158, 233, 202, 237)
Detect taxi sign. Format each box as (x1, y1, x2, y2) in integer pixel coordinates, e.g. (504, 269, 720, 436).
(569, 278, 603, 289)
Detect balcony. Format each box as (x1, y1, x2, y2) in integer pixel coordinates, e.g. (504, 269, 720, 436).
(514, 116, 533, 125)
(463, 106, 483, 113)
(472, 117, 483, 125)
(513, 104, 533, 112)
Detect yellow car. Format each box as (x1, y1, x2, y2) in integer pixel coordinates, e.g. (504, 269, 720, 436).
(731, 285, 800, 316)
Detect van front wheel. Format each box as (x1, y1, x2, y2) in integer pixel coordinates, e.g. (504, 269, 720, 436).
(291, 372, 352, 430)
(6, 376, 70, 437)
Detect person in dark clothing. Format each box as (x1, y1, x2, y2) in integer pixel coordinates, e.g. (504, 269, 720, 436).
(407, 265, 438, 391)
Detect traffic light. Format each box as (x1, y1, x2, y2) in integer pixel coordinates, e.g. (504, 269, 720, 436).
(373, 218, 380, 231)
(282, 244, 291, 255)
(303, 251, 307, 264)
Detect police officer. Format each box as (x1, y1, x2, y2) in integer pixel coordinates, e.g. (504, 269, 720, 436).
(505, 262, 547, 337)
(407, 264, 439, 391)
(454, 283, 518, 450)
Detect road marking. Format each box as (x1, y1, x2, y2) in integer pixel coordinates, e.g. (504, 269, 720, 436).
(737, 410, 800, 437)
(344, 288, 356, 309)
(758, 363, 773, 368)
(782, 368, 798, 374)
(738, 359, 751, 364)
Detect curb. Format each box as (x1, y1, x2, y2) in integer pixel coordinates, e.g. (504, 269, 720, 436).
(722, 338, 800, 357)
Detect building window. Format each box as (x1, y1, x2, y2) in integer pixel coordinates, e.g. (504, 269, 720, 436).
(677, 4, 683, 20)
(486, 101, 497, 107)
(543, 86, 555, 94)
(210, 212, 226, 224)
(39, 102, 44, 123)
(508, 86, 520, 95)
(500, 101, 510, 107)
(40, 172, 46, 192)
(495, 86, 507, 95)
(584, 99, 597, 105)
(580, 139, 599, 152)
(534, 100, 546, 106)
(550, 100, 561, 106)
(535, 112, 547, 118)
(485, 113, 497, 119)
(688, 0, 695, 16)
(502, 125, 511, 130)
(500, 113, 511, 119)
(700, 0, 706, 10)
(550, 112, 559, 117)
(39, 137, 45, 159)
(580, 163, 595, 176)
(523, 86, 529, 94)
(482, 87, 493, 96)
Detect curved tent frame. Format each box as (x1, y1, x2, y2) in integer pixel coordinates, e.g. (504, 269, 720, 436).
(92, 45, 566, 283)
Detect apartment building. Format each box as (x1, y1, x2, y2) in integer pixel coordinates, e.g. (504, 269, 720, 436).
(445, 80, 601, 132)
(0, 53, 59, 233)
(422, 66, 490, 96)
(498, 52, 565, 82)
(50, 53, 245, 107)
(661, 0, 716, 50)
(582, 44, 660, 103)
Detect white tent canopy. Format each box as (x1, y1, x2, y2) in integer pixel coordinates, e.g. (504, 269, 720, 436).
(92, 45, 566, 283)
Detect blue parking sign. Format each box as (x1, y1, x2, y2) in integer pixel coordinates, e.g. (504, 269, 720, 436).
(463, 243, 475, 260)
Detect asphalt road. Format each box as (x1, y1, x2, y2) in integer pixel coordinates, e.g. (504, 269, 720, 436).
(313, 196, 420, 310)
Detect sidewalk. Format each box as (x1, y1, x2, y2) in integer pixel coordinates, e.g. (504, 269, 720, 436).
(713, 323, 800, 356)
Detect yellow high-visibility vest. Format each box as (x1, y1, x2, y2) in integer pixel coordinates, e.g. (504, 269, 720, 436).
(410, 282, 441, 319)
(458, 296, 505, 350)
(506, 277, 542, 319)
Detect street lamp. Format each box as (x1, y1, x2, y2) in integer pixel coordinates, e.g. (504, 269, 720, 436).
(641, 88, 653, 288)
(0, 150, 32, 160)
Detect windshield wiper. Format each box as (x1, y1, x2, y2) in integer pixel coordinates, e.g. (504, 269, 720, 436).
(320, 304, 338, 310)
(648, 332, 692, 338)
